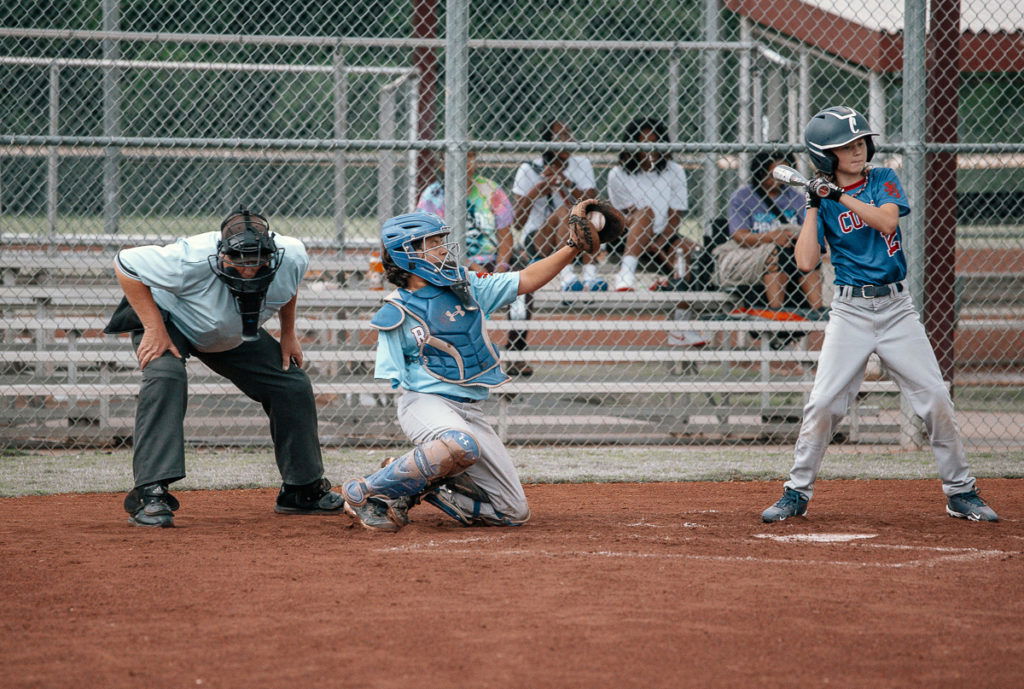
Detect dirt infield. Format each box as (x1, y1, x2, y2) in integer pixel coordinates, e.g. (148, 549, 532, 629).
(2, 479, 1022, 689)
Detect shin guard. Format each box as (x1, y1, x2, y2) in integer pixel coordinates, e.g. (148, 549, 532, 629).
(342, 430, 480, 506)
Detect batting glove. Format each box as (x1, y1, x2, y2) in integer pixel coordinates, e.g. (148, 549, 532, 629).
(805, 190, 821, 210)
(807, 177, 844, 202)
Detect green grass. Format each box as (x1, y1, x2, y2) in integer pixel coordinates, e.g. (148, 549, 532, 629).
(2, 446, 1022, 497)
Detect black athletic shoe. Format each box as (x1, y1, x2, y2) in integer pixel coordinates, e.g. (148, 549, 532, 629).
(275, 477, 345, 515)
(124, 483, 178, 528)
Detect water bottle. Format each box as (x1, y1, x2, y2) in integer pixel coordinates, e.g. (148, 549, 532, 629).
(673, 246, 686, 282)
(368, 249, 384, 290)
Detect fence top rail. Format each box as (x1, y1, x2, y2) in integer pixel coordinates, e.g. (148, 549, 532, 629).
(7, 133, 1023, 156)
(0, 27, 758, 53)
(0, 55, 416, 76)
(1, 233, 376, 250)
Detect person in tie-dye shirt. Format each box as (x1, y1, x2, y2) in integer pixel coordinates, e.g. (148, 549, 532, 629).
(416, 150, 514, 273)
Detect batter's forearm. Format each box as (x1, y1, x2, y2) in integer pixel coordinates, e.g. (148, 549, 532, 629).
(841, 197, 899, 235)
(794, 212, 822, 272)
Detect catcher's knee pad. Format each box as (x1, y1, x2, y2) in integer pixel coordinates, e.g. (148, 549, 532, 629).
(341, 430, 480, 506)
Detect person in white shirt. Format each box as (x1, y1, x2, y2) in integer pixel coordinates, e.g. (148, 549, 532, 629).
(607, 119, 697, 291)
(512, 120, 600, 291)
(505, 121, 600, 376)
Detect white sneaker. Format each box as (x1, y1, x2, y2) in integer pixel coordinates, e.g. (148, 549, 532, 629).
(668, 307, 707, 347)
(613, 272, 636, 292)
(668, 329, 707, 347)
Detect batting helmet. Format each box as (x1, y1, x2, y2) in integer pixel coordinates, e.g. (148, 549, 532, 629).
(381, 211, 467, 288)
(804, 106, 878, 175)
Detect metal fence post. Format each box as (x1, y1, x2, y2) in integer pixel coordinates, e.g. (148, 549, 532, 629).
(101, 0, 121, 235)
(702, 0, 721, 232)
(47, 64, 59, 243)
(900, 0, 928, 449)
(333, 47, 348, 248)
(444, 0, 469, 249)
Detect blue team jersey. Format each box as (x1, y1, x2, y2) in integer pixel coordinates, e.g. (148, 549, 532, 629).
(373, 270, 520, 400)
(816, 167, 911, 286)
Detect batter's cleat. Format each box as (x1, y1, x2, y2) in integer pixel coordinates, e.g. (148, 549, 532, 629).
(946, 490, 999, 522)
(274, 477, 345, 515)
(344, 498, 401, 532)
(761, 487, 809, 523)
(124, 483, 178, 528)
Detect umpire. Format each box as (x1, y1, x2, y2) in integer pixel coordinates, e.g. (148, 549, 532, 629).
(106, 209, 343, 527)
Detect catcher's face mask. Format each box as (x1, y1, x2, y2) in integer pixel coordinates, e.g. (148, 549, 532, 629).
(208, 210, 285, 341)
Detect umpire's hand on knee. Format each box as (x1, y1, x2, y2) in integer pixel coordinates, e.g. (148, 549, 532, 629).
(280, 332, 304, 370)
(136, 326, 181, 370)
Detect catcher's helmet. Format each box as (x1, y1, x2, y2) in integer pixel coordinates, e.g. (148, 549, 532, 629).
(804, 106, 878, 174)
(381, 211, 467, 288)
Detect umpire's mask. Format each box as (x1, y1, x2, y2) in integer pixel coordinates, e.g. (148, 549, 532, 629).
(208, 209, 285, 341)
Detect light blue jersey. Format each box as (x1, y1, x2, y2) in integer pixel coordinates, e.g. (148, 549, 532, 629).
(115, 232, 308, 352)
(374, 270, 520, 400)
(816, 167, 911, 286)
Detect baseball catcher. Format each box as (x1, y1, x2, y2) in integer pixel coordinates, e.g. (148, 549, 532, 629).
(340, 207, 615, 531)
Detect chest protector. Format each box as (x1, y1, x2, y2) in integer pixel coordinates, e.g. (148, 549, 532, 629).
(371, 286, 510, 388)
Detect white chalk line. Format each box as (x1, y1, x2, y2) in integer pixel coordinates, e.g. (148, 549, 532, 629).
(376, 539, 1014, 569)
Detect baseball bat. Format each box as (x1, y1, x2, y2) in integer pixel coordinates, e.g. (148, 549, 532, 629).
(772, 165, 809, 188)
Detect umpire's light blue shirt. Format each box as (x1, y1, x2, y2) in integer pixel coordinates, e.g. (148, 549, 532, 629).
(115, 232, 308, 353)
(374, 271, 520, 400)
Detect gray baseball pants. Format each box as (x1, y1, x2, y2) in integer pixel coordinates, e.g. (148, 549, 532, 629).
(785, 287, 975, 498)
(397, 389, 530, 522)
(130, 322, 325, 489)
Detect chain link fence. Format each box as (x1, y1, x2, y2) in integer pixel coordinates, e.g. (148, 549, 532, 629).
(2, 0, 1022, 450)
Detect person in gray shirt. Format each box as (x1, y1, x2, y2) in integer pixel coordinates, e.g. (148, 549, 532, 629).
(106, 209, 343, 527)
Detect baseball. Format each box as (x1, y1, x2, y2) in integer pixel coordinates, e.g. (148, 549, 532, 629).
(587, 211, 605, 231)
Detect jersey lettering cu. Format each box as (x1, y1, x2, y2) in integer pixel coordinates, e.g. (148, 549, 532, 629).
(815, 167, 911, 286)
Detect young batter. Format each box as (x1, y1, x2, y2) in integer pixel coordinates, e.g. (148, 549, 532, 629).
(341, 208, 612, 531)
(761, 106, 998, 523)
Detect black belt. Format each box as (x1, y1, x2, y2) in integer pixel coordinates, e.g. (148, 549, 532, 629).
(838, 282, 905, 298)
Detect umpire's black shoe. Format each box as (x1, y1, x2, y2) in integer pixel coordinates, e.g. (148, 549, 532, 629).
(124, 483, 178, 528)
(275, 477, 345, 515)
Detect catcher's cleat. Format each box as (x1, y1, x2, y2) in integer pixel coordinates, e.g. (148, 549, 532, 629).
(761, 487, 809, 523)
(383, 495, 419, 527)
(124, 483, 178, 528)
(423, 486, 477, 526)
(946, 489, 999, 522)
(274, 477, 345, 515)
(344, 498, 402, 532)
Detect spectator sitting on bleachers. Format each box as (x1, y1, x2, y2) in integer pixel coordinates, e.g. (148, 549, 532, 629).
(715, 151, 824, 311)
(607, 118, 697, 292)
(416, 149, 515, 275)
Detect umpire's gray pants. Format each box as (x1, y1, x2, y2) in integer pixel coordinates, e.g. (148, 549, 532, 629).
(786, 290, 975, 498)
(397, 390, 530, 522)
(130, 321, 325, 489)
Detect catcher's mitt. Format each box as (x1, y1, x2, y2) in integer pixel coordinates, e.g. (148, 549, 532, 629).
(566, 199, 626, 255)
